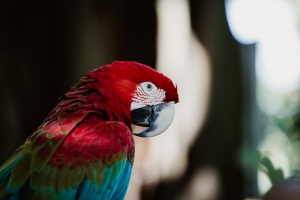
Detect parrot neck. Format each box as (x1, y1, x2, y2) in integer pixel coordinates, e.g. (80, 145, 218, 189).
(53, 76, 133, 131)
(98, 92, 132, 130)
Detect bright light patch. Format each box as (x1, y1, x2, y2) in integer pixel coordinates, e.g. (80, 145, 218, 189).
(226, 0, 300, 93)
(226, 0, 265, 44)
(256, 36, 300, 93)
(156, 0, 190, 69)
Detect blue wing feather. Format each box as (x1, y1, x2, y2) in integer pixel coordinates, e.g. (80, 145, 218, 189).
(76, 161, 132, 200)
(111, 162, 132, 200)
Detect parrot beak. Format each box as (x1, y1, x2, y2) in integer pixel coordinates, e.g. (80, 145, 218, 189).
(131, 102, 175, 137)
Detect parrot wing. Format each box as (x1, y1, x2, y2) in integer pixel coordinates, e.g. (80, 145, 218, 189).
(0, 109, 134, 200)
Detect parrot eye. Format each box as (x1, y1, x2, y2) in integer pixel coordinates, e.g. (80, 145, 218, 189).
(141, 82, 157, 95)
(146, 83, 152, 90)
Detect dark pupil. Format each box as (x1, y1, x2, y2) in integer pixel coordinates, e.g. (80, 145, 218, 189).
(147, 84, 152, 90)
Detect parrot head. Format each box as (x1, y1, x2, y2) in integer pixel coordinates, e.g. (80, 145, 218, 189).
(89, 61, 179, 137)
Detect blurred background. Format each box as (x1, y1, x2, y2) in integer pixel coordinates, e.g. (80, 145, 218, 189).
(0, 0, 300, 199)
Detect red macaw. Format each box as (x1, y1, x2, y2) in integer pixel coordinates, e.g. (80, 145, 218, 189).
(0, 61, 179, 200)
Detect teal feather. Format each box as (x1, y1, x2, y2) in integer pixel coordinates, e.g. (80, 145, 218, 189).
(76, 161, 132, 200)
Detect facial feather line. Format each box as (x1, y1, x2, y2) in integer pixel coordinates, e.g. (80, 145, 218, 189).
(131, 85, 166, 111)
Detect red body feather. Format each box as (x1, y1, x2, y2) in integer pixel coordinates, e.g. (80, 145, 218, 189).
(49, 115, 134, 169)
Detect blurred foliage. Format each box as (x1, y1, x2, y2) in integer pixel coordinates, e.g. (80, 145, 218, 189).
(256, 82, 300, 195)
(258, 155, 285, 185)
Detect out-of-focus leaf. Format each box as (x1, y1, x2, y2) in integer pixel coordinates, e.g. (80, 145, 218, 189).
(259, 155, 285, 185)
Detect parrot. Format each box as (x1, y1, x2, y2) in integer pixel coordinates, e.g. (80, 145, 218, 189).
(0, 61, 179, 200)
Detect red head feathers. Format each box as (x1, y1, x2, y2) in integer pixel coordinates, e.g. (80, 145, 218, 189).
(90, 61, 178, 102)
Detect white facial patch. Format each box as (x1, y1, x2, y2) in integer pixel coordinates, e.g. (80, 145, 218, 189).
(131, 82, 166, 110)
